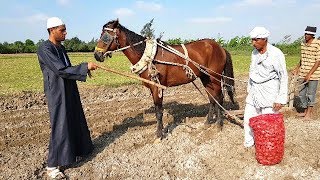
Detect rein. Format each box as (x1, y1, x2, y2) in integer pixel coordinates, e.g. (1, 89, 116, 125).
(103, 40, 145, 57)
(97, 65, 167, 89)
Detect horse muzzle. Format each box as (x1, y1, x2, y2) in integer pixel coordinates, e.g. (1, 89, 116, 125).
(94, 51, 105, 62)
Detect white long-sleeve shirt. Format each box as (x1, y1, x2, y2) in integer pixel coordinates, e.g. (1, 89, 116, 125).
(246, 43, 288, 108)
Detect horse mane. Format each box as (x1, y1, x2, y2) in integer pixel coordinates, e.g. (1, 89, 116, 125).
(104, 20, 146, 54)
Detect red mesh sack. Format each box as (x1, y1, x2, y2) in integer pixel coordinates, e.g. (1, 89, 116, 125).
(249, 113, 285, 165)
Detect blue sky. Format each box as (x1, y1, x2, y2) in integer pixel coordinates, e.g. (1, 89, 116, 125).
(0, 0, 319, 44)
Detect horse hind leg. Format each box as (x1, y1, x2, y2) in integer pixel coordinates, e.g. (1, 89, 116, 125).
(201, 79, 224, 128)
(225, 85, 235, 104)
(214, 99, 224, 130)
(206, 93, 224, 129)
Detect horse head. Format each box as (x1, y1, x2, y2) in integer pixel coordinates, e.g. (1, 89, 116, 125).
(94, 19, 120, 62)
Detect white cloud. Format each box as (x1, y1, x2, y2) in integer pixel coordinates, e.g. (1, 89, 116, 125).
(57, 0, 70, 6)
(114, 8, 135, 17)
(135, 1, 163, 12)
(236, 0, 274, 6)
(188, 17, 232, 24)
(26, 13, 49, 23)
(0, 13, 49, 24)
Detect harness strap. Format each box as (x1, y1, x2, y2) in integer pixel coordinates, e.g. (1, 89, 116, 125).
(103, 41, 144, 57)
(95, 47, 105, 52)
(104, 27, 117, 32)
(156, 42, 235, 88)
(181, 44, 189, 65)
(156, 42, 247, 85)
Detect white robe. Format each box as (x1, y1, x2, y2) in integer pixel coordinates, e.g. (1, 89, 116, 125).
(246, 43, 288, 108)
(244, 43, 288, 147)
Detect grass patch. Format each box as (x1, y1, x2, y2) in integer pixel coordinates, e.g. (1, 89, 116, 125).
(230, 53, 300, 74)
(0, 52, 300, 95)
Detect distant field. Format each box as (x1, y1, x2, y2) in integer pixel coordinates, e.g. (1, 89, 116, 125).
(0, 52, 299, 95)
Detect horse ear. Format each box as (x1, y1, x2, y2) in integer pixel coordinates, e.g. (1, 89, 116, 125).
(114, 18, 119, 27)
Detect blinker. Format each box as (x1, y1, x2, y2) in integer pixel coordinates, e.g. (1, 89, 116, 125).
(101, 33, 114, 44)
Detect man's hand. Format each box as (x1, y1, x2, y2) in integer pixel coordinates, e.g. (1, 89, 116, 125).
(290, 67, 299, 76)
(88, 62, 98, 70)
(273, 103, 283, 112)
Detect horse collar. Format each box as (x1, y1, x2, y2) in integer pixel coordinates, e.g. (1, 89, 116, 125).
(130, 39, 157, 74)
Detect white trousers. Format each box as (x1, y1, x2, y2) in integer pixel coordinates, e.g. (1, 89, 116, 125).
(243, 103, 277, 147)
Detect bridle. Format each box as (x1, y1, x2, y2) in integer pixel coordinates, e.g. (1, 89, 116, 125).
(95, 27, 120, 57)
(95, 26, 146, 58)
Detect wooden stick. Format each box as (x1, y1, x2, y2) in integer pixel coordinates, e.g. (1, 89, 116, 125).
(97, 65, 167, 89)
(288, 74, 298, 109)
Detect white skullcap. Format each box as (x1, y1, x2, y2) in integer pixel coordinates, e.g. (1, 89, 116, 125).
(47, 17, 64, 29)
(249, 26, 270, 38)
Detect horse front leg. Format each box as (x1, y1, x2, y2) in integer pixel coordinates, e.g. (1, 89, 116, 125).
(155, 102, 164, 138)
(151, 88, 164, 139)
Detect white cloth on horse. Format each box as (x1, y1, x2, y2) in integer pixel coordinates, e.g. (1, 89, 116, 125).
(249, 26, 270, 38)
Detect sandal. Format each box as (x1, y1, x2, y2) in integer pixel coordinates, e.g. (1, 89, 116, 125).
(46, 167, 66, 179)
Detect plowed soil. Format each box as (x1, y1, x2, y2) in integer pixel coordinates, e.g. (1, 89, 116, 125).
(1, 78, 320, 179)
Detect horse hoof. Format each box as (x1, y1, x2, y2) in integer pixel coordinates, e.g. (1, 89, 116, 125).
(156, 130, 165, 140)
(204, 120, 215, 125)
(201, 122, 212, 130)
(215, 124, 223, 131)
(154, 138, 161, 144)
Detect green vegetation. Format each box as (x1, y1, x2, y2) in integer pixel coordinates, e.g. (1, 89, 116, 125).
(0, 38, 98, 54)
(0, 33, 304, 55)
(0, 52, 299, 95)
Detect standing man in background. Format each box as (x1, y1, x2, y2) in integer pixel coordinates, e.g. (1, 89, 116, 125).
(293, 26, 320, 120)
(243, 27, 288, 148)
(37, 17, 98, 179)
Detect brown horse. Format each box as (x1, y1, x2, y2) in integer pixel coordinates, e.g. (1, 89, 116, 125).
(94, 19, 236, 139)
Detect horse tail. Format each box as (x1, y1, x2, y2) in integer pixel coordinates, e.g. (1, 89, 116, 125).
(223, 48, 237, 106)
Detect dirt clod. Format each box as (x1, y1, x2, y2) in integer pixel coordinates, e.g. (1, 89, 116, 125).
(1, 79, 320, 179)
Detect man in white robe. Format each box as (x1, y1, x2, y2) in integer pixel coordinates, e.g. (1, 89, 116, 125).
(244, 27, 288, 148)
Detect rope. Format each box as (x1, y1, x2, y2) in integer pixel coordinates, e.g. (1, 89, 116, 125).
(103, 40, 144, 57)
(156, 42, 247, 85)
(202, 86, 243, 126)
(156, 42, 235, 88)
(190, 80, 243, 127)
(97, 65, 167, 89)
(154, 59, 197, 79)
(287, 81, 308, 94)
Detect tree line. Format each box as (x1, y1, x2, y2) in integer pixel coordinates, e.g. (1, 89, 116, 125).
(0, 35, 306, 55)
(1, 19, 316, 55)
(0, 37, 98, 54)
